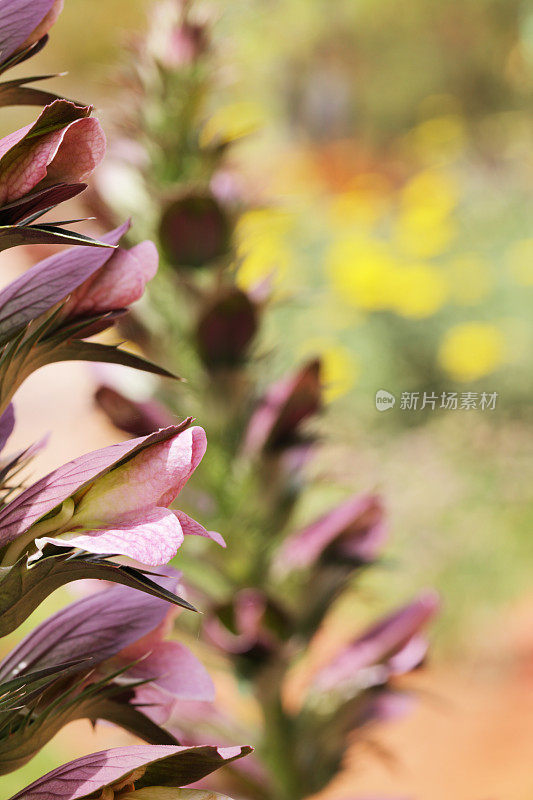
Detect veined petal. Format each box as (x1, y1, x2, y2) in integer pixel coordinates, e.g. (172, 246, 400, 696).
(35, 507, 185, 566)
(7, 744, 253, 800)
(0, 222, 128, 344)
(41, 116, 106, 185)
(0, 0, 58, 63)
(0, 101, 104, 205)
(18, 0, 63, 50)
(0, 423, 191, 548)
(66, 239, 158, 316)
(174, 510, 225, 548)
(73, 426, 207, 526)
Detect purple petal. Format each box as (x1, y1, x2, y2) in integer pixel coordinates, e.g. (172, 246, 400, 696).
(7, 744, 253, 800)
(314, 591, 440, 691)
(36, 507, 185, 566)
(278, 494, 386, 571)
(243, 359, 322, 454)
(0, 573, 181, 680)
(127, 641, 215, 702)
(175, 510, 226, 548)
(0, 402, 15, 453)
(0, 0, 57, 63)
(0, 422, 191, 548)
(0, 223, 127, 344)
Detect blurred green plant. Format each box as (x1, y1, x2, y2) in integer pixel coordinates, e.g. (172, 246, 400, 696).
(88, 3, 445, 799)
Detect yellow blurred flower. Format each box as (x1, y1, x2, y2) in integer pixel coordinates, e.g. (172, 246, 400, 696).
(401, 169, 458, 216)
(395, 204, 456, 259)
(236, 208, 294, 246)
(299, 339, 358, 402)
(409, 114, 466, 165)
(447, 254, 493, 305)
(327, 236, 397, 310)
(236, 239, 293, 292)
(395, 170, 458, 259)
(200, 101, 265, 147)
(390, 263, 449, 318)
(235, 208, 295, 291)
(439, 322, 505, 381)
(506, 238, 533, 286)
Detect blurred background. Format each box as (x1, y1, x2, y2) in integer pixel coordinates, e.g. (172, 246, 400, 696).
(2, 0, 533, 796)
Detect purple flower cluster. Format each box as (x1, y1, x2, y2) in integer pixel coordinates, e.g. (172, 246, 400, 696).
(0, 3, 249, 797)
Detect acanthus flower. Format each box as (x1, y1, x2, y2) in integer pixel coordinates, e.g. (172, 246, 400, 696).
(0, 572, 214, 768)
(0, 100, 107, 249)
(0, 422, 222, 567)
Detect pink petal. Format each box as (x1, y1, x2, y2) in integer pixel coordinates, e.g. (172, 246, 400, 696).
(7, 744, 252, 800)
(0, 124, 31, 160)
(0, 423, 190, 549)
(35, 507, 185, 566)
(0, 115, 105, 205)
(313, 591, 439, 691)
(278, 494, 386, 571)
(132, 682, 177, 725)
(175, 509, 226, 548)
(68, 240, 158, 316)
(43, 116, 106, 185)
(0, 126, 65, 204)
(74, 426, 207, 525)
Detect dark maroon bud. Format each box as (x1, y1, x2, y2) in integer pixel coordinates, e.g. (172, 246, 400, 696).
(196, 286, 258, 369)
(94, 385, 174, 437)
(159, 192, 231, 268)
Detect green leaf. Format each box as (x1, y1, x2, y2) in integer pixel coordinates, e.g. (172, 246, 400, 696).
(0, 548, 196, 638)
(44, 340, 177, 379)
(0, 75, 66, 108)
(85, 698, 179, 745)
(0, 224, 113, 252)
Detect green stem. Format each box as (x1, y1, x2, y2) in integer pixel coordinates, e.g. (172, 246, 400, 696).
(256, 665, 302, 800)
(1, 498, 75, 567)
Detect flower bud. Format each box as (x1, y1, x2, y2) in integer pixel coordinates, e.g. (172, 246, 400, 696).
(165, 20, 209, 67)
(159, 192, 231, 268)
(196, 286, 258, 369)
(95, 385, 175, 437)
(278, 494, 386, 573)
(243, 359, 322, 455)
(205, 589, 290, 676)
